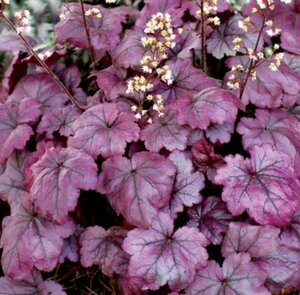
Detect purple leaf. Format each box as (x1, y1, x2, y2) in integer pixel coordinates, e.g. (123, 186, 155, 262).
(23, 141, 54, 191)
(283, 52, 300, 73)
(188, 196, 233, 245)
(171, 25, 201, 59)
(237, 109, 299, 159)
(123, 212, 208, 291)
(0, 270, 66, 295)
(80, 226, 129, 276)
(1, 203, 74, 279)
(0, 151, 28, 208)
(214, 145, 298, 227)
(185, 253, 270, 295)
(280, 205, 300, 251)
(207, 14, 263, 59)
(167, 151, 204, 217)
(226, 56, 300, 108)
(0, 98, 41, 163)
(94, 65, 127, 101)
(7, 74, 68, 113)
(59, 225, 82, 263)
(30, 147, 98, 223)
(98, 152, 176, 228)
(141, 108, 190, 152)
(58, 65, 87, 105)
(113, 30, 146, 69)
(155, 59, 217, 106)
(68, 103, 140, 159)
(222, 222, 298, 286)
(37, 105, 80, 138)
(0, 33, 36, 52)
(55, 3, 131, 54)
(206, 122, 235, 144)
(177, 87, 241, 130)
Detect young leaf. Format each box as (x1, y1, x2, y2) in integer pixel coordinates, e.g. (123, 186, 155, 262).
(185, 253, 270, 295)
(192, 139, 225, 180)
(80, 226, 129, 276)
(68, 103, 140, 159)
(98, 152, 176, 228)
(177, 87, 241, 130)
(0, 98, 41, 163)
(141, 108, 190, 152)
(30, 147, 98, 223)
(214, 145, 298, 227)
(123, 213, 208, 291)
(188, 196, 233, 245)
(1, 203, 74, 279)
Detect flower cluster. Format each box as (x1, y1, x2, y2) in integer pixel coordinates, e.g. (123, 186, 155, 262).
(14, 10, 31, 34)
(227, 0, 291, 90)
(196, 0, 220, 27)
(85, 7, 102, 19)
(127, 12, 177, 119)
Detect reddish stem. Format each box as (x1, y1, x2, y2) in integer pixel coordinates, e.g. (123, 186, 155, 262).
(0, 11, 84, 111)
(80, 0, 96, 70)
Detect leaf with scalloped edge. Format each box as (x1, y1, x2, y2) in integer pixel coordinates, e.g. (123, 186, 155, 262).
(68, 103, 140, 159)
(0, 98, 41, 163)
(222, 222, 299, 286)
(214, 145, 298, 227)
(30, 147, 98, 223)
(141, 108, 190, 152)
(123, 212, 208, 291)
(185, 253, 270, 295)
(37, 105, 80, 138)
(177, 87, 242, 130)
(7, 74, 68, 113)
(237, 109, 299, 159)
(98, 152, 176, 228)
(80, 226, 129, 276)
(1, 202, 74, 279)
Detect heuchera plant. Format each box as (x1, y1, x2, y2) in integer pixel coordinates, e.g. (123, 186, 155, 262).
(0, 0, 299, 294)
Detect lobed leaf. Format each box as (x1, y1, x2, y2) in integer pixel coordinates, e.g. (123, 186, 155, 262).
(123, 213, 208, 291)
(98, 152, 176, 228)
